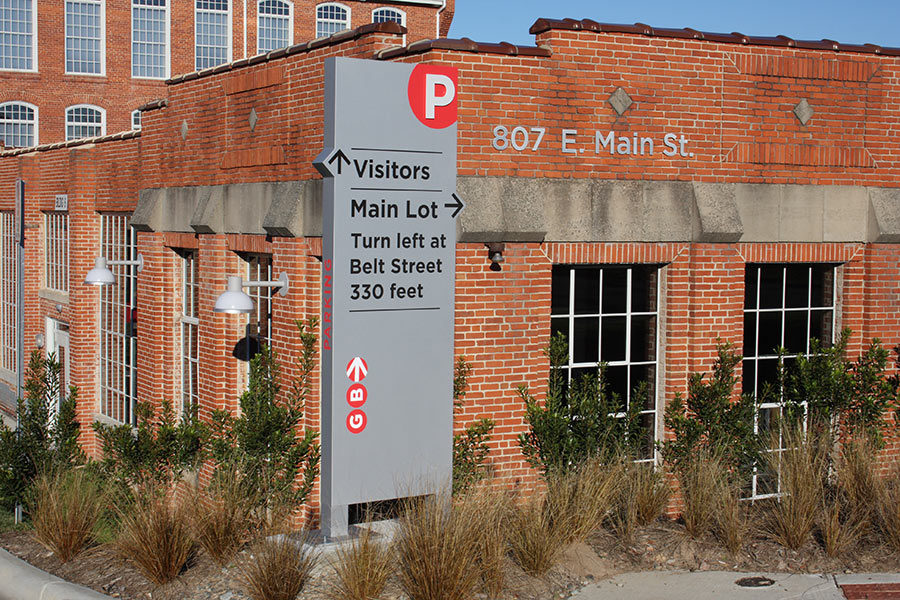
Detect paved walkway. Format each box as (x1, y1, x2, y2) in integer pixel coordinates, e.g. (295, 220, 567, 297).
(572, 571, 900, 600)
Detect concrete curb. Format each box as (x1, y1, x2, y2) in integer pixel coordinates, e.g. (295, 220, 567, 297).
(0, 547, 111, 600)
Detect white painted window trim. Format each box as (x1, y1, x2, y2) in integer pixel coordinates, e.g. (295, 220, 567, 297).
(64, 104, 106, 141)
(0, 0, 38, 72)
(131, 109, 142, 130)
(372, 6, 405, 44)
(131, 0, 170, 80)
(315, 2, 350, 39)
(256, 0, 293, 54)
(0, 101, 38, 147)
(64, 0, 106, 76)
(195, 0, 232, 71)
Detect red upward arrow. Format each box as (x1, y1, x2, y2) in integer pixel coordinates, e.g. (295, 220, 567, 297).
(346, 357, 368, 382)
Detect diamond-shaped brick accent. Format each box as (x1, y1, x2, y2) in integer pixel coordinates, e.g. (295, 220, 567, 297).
(608, 87, 633, 116)
(180, 120, 188, 140)
(793, 98, 814, 125)
(248, 108, 258, 132)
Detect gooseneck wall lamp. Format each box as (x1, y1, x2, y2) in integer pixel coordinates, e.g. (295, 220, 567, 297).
(214, 273, 290, 314)
(84, 255, 144, 286)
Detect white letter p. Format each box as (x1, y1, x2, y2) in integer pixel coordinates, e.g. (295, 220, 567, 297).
(425, 73, 455, 120)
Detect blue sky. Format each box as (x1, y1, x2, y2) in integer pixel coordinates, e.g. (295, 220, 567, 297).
(448, 1, 900, 48)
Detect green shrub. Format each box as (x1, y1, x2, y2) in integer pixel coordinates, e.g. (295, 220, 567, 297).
(661, 342, 760, 478)
(519, 332, 645, 473)
(452, 357, 494, 495)
(94, 398, 205, 490)
(0, 351, 83, 509)
(209, 319, 320, 524)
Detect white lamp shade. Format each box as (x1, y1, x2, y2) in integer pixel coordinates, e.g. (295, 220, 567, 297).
(84, 257, 116, 286)
(214, 275, 254, 314)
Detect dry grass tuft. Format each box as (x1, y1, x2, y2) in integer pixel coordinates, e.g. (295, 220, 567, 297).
(28, 469, 106, 562)
(764, 428, 827, 550)
(629, 461, 670, 527)
(326, 523, 393, 600)
(241, 533, 318, 600)
(546, 459, 623, 543)
(116, 488, 195, 585)
(394, 494, 481, 600)
(678, 448, 729, 539)
(191, 479, 259, 567)
(818, 499, 865, 557)
(838, 436, 880, 528)
(713, 475, 751, 555)
(877, 471, 900, 553)
(458, 484, 511, 598)
(507, 490, 569, 577)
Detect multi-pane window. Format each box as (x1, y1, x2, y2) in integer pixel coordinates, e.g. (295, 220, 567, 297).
(0, 0, 35, 70)
(65, 105, 105, 141)
(257, 0, 291, 53)
(65, 0, 103, 74)
(743, 263, 836, 497)
(180, 250, 199, 414)
(241, 253, 273, 363)
(372, 7, 403, 25)
(195, 0, 229, 70)
(0, 102, 36, 147)
(99, 214, 138, 425)
(551, 265, 660, 459)
(131, 109, 141, 131)
(315, 3, 348, 38)
(132, 0, 168, 79)
(44, 212, 69, 293)
(0, 212, 16, 374)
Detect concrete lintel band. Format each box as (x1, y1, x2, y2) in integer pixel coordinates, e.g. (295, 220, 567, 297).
(134, 178, 900, 244)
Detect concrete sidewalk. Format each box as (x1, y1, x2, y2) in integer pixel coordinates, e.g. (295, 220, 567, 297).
(571, 571, 900, 600)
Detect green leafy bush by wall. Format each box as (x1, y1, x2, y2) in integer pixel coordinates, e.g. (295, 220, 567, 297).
(452, 356, 494, 495)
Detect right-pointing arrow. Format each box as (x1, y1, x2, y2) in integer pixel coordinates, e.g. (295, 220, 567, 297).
(445, 193, 465, 218)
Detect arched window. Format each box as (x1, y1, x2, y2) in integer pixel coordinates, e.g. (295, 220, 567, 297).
(131, 109, 142, 131)
(0, 0, 36, 71)
(315, 3, 349, 39)
(257, 0, 292, 54)
(372, 7, 403, 26)
(195, 0, 230, 70)
(65, 105, 105, 140)
(0, 102, 37, 147)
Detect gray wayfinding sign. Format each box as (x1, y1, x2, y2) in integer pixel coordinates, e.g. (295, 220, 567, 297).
(314, 57, 462, 537)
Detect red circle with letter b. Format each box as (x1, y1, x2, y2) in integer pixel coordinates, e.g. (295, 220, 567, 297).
(346, 383, 367, 408)
(408, 64, 458, 129)
(347, 409, 367, 434)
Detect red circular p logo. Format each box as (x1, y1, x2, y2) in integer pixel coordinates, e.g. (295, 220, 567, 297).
(408, 64, 458, 129)
(347, 409, 367, 434)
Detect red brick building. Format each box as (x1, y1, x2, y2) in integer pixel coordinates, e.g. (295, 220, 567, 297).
(0, 0, 452, 147)
(2, 17, 900, 524)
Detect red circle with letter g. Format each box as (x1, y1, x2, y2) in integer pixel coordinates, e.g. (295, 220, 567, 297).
(347, 409, 367, 434)
(408, 64, 458, 129)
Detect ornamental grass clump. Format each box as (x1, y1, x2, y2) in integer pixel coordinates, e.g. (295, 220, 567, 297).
(326, 522, 394, 600)
(28, 468, 106, 562)
(508, 490, 570, 577)
(116, 487, 195, 585)
(191, 470, 261, 567)
(241, 533, 318, 600)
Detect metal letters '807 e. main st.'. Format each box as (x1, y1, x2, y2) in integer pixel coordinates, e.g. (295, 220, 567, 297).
(314, 57, 463, 538)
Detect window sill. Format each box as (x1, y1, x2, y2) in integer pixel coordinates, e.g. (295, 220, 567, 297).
(93, 412, 131, 429)
(38, 288, 69, 305)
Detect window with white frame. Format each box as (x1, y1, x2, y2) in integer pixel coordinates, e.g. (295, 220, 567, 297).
(65, 0, 103, 75)
(315, 3, 348, 39)
(132, 0, 168, 79)
(0, 212, 16, 374)
(257, 0, 291, 53)
(44, 212, 69, 293)
(372, 7, 403, 25)
(65, 105, 105, 141)
(743, 263, 836, 498)
(240, 253, 273, 363)
(99, 214, 138, 424)
(195, 0, 229, 70)
(180, 250, 199, 414)
(0, 102, 36, 147)
(131, 109, 141, 130)
(0, 0, 35, 71)
(551, 264, 660, 459)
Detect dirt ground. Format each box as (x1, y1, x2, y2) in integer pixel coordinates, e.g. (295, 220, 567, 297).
(3, 518, 900, 600)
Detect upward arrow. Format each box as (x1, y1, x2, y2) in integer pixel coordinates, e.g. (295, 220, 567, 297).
(328, 149, 351, 175)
